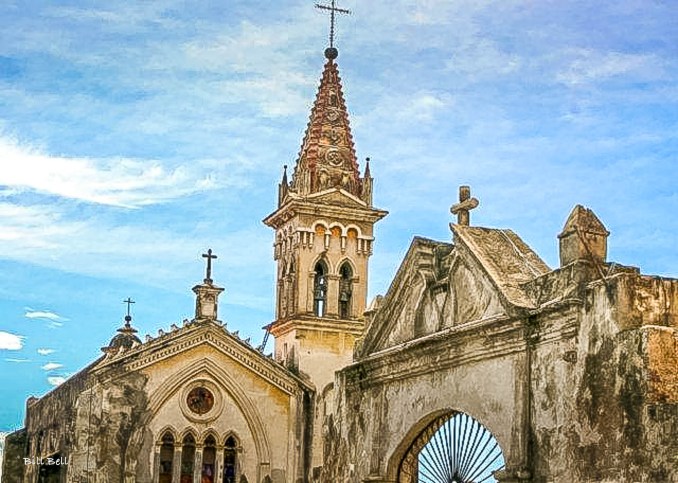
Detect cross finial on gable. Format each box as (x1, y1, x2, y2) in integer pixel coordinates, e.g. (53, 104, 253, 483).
(201, 248, 218, 284)
(450, 185, 479, 226)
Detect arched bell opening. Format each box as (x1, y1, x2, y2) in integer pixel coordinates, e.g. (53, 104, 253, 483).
(338, 261, 353, 319)
(397, 411, 505, 483)
(313, 259, 329, 317)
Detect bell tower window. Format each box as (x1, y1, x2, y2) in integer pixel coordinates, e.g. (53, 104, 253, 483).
(313, 260, 328, 317)
(339, 262, 353, 319)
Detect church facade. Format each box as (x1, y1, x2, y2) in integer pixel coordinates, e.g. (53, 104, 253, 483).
(3, 43, 678, 483)
(2, 45, 384, 483)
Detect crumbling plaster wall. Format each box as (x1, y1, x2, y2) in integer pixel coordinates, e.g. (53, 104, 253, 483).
(323, 318, 529, 482)
(325, 258, 678, 482)
(17, 365, 150, 483)
(530, 271, 678, 483)
(1, 429, 26, 483)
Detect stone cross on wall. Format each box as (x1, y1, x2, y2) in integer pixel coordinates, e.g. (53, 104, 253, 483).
(450, 185, 479, 226)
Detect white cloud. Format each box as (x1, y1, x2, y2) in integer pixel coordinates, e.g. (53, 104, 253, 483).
(47, 376, 67, 387)
(556, 49, 663, 86)
(0, 331, 24, 350)
(24, 309, 68, 322)
(0, 136, 222, 208)
(41, 362, 63, 371)
(4, 358, 30, 363)
(37, 348, 56, 355)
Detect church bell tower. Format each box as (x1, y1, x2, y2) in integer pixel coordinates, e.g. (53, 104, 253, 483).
(263, 46, 387, 393)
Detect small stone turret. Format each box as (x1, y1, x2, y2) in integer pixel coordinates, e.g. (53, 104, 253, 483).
(558, 205, 609, 267)
(102, 315, 141, 354)
(193, 248, 224, 322)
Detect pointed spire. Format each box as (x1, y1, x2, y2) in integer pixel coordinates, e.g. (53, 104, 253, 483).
(290, 55, 361, 197)
(278, 164, 289, 206)
(364, 157, 371, 178)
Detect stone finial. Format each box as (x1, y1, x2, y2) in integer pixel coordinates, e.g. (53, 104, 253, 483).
(558, 205, 610, 267)
(450, 185, 479, 226)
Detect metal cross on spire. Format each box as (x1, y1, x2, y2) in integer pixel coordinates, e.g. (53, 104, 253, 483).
(315, 0, 351, 50)
(202, 248, 218, 284)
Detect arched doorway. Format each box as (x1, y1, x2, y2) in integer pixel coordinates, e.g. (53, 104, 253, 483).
(397, 411, 505, 483)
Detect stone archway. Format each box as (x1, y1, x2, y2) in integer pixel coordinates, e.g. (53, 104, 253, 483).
(395, 410, 505, 483)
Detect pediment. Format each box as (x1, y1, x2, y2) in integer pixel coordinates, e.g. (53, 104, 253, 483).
(306, 187, 369, 209)
(94, 321, 310, 395)
(357, 228, 549, 358)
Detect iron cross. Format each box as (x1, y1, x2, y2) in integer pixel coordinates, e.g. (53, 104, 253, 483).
(202, 249, 217, 283)
(450, 185, 479, 226)
(122, 297, 135, 317)
(315, 0, 351, 48)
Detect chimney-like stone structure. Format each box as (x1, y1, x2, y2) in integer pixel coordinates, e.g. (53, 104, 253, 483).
(558, 204, 610, 267)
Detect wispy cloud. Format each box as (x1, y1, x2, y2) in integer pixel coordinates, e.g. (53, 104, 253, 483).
(24, 309, 68, 323)
(556, 49, 665, 86)
(37, 348, 56, 355)
(0, 136, 221, 208)
(0, 331, 24, 350)
(4, 358, 30, 363)
(41, 362, 63, 371)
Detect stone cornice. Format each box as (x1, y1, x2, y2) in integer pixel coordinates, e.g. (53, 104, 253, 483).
(94, 321, 313, 395)
(344, 311, 579, 390)
(270, 315, 365, 338)
(263, 198, 387, 229)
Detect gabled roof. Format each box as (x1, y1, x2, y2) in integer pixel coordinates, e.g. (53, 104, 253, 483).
(358, 237, 451, 356)
(451, 224, 550, 309)
(94, 319, 313, 395)
(358, 227, 551, 357)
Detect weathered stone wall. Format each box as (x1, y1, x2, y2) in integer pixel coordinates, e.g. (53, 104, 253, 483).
(1, 429, 26, 483)
(21, 362, 94, 482)
(324, 315, 530, 482)
(530, 272, 678, 483)
(324, 251, 678, 482)
(67, 370, 150, 482)
(9, 361, 150, 483)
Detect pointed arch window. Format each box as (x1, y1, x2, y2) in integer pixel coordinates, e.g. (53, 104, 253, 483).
(158, 432, 174, 483)
(180, 434, 195, 483)
(313, 260, 328, 317)
(201, 435, 216, 483)
(223, 435, 238, 483)
(339, 262, 353, 319)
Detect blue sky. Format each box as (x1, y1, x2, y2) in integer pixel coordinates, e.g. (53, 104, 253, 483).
(0, 0, 676, 432)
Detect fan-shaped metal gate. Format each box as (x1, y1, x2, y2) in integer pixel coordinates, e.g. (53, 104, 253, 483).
(397, 412, 505, 483)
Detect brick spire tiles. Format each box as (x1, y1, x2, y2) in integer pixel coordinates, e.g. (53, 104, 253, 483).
(290, 54, 361, 198)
